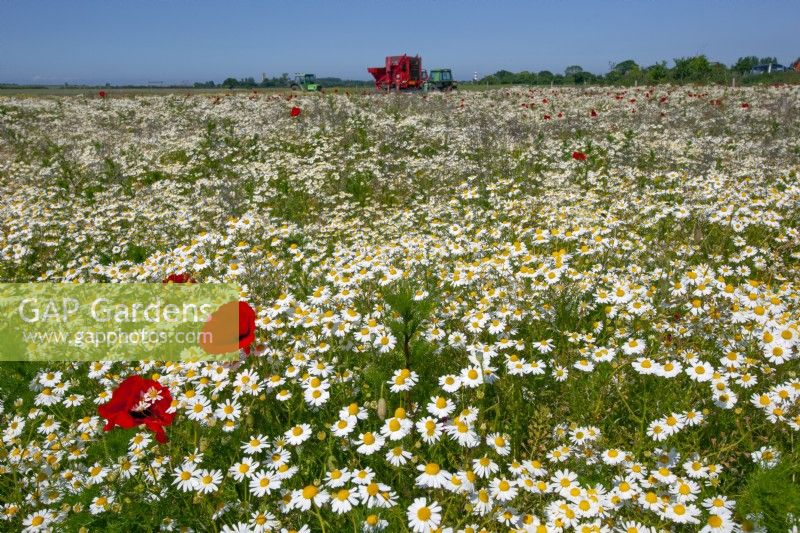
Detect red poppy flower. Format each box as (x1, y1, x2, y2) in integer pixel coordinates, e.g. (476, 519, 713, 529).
(590, 109, 597, 117)
(162, 273, 196, 284)
(290, 106, 302, 117)
(543, 114, 551, 120)
(741, 103, 750, 109)
(200, 301, 257, 355)
(572, 151, 587, 161)
(237, 301, 257, 352)
(98, 375, 174, 443)
(98, 91, 106, 98)
(659, 96, 668, 104)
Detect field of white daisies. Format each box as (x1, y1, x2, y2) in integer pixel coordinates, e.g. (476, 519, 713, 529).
(1, 85, 800, 533)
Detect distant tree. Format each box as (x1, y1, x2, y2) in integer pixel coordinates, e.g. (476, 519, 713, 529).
(493, 70, 516, 84)
(239, 77, 257, 88)
(732, 56, 760, 74)
(613, 60, 640, 75)
(537, 70, 554, 84)
(564, 65, 583, 76)
(645, 61, 669, 83)
(672, 55, 712, 82)
(759, 56, 778, 65)
(572, 71, 596, 84)
(193, 81, 216, 88)
(517, 70, 537, 85)
(222, 77, 239, 89)
(710, 62, 729, 83)
(604, 69, 622, 84)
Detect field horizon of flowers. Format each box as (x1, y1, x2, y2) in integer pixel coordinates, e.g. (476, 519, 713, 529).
(1, 85, 800, 532)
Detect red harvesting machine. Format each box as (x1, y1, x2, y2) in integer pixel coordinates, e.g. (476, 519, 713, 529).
(367, 54, 427, 91)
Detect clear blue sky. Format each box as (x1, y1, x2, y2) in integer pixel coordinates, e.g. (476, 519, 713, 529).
(1, 0, 797, 84)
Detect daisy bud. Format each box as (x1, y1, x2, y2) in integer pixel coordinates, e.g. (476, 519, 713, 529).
(376, 398, 387, 420)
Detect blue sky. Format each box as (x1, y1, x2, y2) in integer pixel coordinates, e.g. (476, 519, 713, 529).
(1, 0, 797, 84)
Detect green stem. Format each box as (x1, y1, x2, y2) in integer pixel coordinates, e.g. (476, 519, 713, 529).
(314, 506, 328, 533)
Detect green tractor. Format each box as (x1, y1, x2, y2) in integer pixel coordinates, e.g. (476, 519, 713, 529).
(290, 74, 320, 91)
(424, 69, 457, 91)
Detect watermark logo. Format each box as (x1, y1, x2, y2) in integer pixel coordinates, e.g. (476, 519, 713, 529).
(0, 283, 242, 361)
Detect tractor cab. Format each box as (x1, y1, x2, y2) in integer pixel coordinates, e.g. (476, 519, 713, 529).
(291, 74, 319, 91)
(425, 69, 457, 91)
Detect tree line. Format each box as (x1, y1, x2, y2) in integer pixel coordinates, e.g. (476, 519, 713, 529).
(194, 74, 373, 89)
(479, 55, 800, 86)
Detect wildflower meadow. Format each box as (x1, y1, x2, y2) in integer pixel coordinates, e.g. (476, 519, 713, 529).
(1, 85, 800, 532)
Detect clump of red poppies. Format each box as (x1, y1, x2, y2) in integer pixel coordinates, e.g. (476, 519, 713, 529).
(290, 106, 302, 117)
(572, 151, 587, 161)
(98, 375, 175, 443)
(162, 273, 196, 284)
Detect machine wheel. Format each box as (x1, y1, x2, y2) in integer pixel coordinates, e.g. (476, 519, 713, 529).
(290, 84, 301, 91)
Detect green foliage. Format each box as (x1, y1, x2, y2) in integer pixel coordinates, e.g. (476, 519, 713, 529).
(672, 55, 713, 82)
(478, 53, 797, 86)
(736, 462, 800, 531)
(733, 56, 760, 75)
(564, 65, 584, 77)
(613, 59, 640, 75)
(384, 282, 436, 370)
(343, 171, 373, 205)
